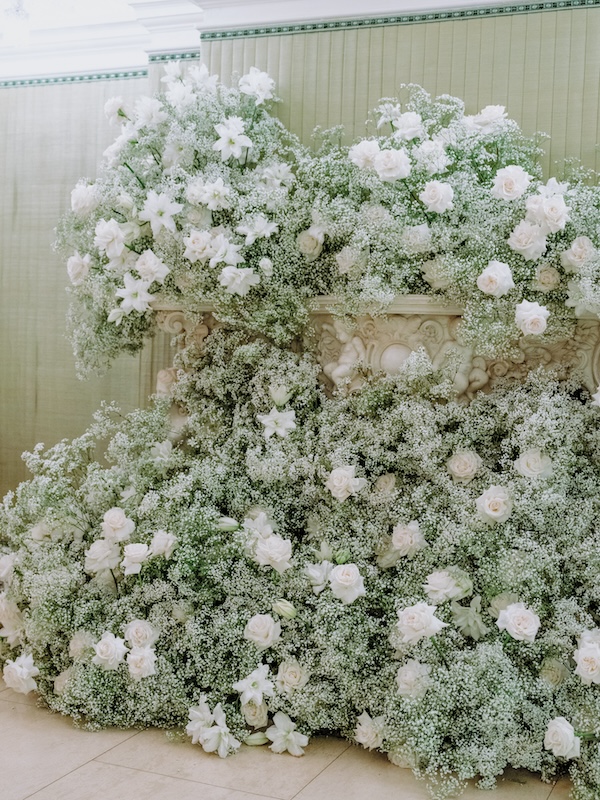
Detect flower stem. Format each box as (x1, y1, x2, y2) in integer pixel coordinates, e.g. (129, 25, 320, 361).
(123, 162, 146, 189)
(432, 636, 449, 668)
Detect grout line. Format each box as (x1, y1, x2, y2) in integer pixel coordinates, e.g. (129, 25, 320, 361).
(288, 740, 352, 799)
(92, 760, 287, 799)
(19, 731, 142, 800)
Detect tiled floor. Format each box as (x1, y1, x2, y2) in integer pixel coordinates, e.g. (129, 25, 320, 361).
(0, 679, 572, 800)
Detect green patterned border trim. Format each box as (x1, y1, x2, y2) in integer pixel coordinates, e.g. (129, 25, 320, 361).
(200, 0, 600, 40)
(149, 51, 201, 63)
(0, 69, 147, 89)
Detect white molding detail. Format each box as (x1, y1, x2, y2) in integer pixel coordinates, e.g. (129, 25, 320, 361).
(151, 297, 600, 401)
(129, 0, 204, 55)
(195, 0, 532, 31)
(0, 0, 203, 80)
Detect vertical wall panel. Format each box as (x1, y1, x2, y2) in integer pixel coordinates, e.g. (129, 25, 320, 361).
(201, 8, 600, 173)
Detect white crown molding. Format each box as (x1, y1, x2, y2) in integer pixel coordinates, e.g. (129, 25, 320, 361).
(129, 0, 204, 54)
(0, 0, 572, 81)
(0, 0, 203, 81)
(195, 0, 533, 31)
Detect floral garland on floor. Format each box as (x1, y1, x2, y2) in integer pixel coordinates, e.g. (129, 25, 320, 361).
(3, 62, 600, 799)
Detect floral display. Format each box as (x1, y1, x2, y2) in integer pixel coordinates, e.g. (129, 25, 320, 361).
(4, 61, 600, 800)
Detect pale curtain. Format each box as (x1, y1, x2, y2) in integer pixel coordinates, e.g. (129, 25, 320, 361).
(2, 5, 600, 493)
(0, 76, 172, 493)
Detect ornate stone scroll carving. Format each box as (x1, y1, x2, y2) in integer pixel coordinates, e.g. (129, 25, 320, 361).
(151, 297, 600, 402)
(310, 296, 600, 399)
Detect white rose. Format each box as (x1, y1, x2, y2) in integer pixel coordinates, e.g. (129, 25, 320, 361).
(0, 553, 16, 586)
(574, 640, 600, 685)
(92, 632, 128, 670)
(242, 701, 269, 728)
(276, 661, 309, 693)
(390, 521, 427, 558)
(218, 266, 260, 297)
(403, 223, 432, 254)
(84, 539, 121, 574)
(69, 630, 95, 659)
(488, 592, 520, 620)
(121, 543, 150, 576)
(544, 718, 581, 759)
(71, 183, 99, 215)
(149, 529, 178, 559)
(540, 658, 569, 687)
(30, 521, 52, 541)
(373, 148, 411, 181)
(0, 597, 23, 647)
(150, 439, 172, 466)
(421, 257, 450, 288)
(392, 111, 425, 141)
(447, 451, 482, 484)
(473, 104, 507, 132)
(533, 264, 561, 292)
(419, 181, 454, 213)
(476, 260, 515, 297)
(243, 614, 281, 650)
(329, 563, 366, 605)
(374, 473, 396, 494)
(476, 485, 512, 524)
(238, 66, 275, 105)
(259, 257, 273, 277)
(94, 218, 125, 260)
(54, 668, 72, 695)
(508, 220, 547, 261)
(101, 507, 135, 542)
(2, 653, 39, 694)
(127, 646, 157, 680)
(297, 226, 324, 261)
(451, 596, 489, 640)
(395, 659, 432, 698)
(515, 299, 549, 336)
(396, 603, 447, 643)
(349, 140, 380, 169)
(135, 249, 169, 285)
(335, 246, 360, 275)
(423, 568, 472, 603)
(67, 252, 91, 286)
(526, 194, 570, 234)
(580, 629, 600, 645)
(305, 561, 333, 595)
(354, 711, 385, 750)
(496, 602, 540, 642)
(514, 449, 552, 478)
(491, 165, 531, 200)
(561, 236, 597, 271)
(414, 139, 450, 174)
(124, 619, 159, 649)
(325, 466, 367, 502)
(255, 534, 293, 574)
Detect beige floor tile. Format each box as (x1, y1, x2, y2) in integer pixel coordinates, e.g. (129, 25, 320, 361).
(0, 699, 137, 800)
(26, 760, 281, 800)
(97, 730, 349, 800)
(0, 686, 43, 705)
(548, 776, 573, 798)
(293, 746, 554, 800)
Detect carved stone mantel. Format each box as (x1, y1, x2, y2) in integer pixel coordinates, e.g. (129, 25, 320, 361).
(152, 297, 600, 401)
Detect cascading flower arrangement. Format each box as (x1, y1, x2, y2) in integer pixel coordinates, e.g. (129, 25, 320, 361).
(5, 61, 600, 800)
(57, 62, 600, 377)
(57, 63, 325, 376)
